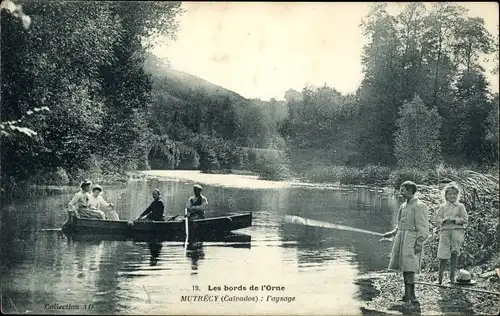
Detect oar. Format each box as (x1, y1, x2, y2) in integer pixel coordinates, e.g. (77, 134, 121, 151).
(284, 215, 384, 237)
(166, 215, 180, 222)
(184, 208, 189, 249)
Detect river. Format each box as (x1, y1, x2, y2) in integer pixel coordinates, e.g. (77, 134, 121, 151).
(0, 173, 403, 315)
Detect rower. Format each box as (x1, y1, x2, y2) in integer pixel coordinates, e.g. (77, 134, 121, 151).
(186, 184, 208, 219)
(137, 189, 166, 221)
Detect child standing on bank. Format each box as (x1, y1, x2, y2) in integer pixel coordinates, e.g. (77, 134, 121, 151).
(383, 181, 429, 303)
(433, 183, 468, 284)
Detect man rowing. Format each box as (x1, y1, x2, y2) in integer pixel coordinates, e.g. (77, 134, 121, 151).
(185, 184, 208, 219)
(137, 189, 166, 221)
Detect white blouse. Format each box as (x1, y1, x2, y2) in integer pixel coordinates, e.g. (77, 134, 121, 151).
(88, 194, 111, 210)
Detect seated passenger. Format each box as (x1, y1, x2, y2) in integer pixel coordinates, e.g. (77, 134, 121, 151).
(88, 185, 119, 220)
(68, 180, 104, 220)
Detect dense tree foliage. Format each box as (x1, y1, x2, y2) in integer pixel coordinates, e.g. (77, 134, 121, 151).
(278, 3, 498, 171)
(1, 1, 184, 188)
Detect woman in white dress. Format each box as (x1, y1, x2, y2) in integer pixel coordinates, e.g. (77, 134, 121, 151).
(88, 185, 119, 220)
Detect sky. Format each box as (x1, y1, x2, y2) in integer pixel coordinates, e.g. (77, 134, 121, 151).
(152, 2, 499, 101)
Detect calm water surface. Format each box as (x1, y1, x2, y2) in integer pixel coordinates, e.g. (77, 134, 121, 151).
(1, 177, 402, 315)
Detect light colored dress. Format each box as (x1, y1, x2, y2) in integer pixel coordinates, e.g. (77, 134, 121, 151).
(88, 194, 119, 220)
(68, 191, 106, 220)
(68, 190, 89, 212)
(433, 201, 468, 259)
(388, 197, 429, 273)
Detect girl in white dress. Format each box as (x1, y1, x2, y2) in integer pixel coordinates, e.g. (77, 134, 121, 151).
(88, 185, 119, 220)
(433, 183, 468, 284)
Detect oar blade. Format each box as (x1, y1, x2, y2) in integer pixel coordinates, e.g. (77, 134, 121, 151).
(284, 215, 384, 236)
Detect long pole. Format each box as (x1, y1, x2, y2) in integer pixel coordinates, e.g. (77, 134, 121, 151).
(184, 208, 189, 249)
(284, 215, 384, 236)
(415, 281, 500, 296)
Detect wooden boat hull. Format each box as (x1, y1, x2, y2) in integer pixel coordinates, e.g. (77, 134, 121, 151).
(62, 212, 252, 238)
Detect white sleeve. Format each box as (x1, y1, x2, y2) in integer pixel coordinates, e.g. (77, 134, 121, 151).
(68, 193, 80, 210)
(98, 196, 110, 208)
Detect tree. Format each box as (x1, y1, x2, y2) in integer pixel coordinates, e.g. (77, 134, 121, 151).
(356, 3, 402, 165)
(98, 2, 183, 170)
(492, 25, 499, 76)
(1, 1, 122, 181)
(423, 3, 467, 107)
(394, 95, 442, 168)
(452, 17, 493, 72)
(482, 93, 499, 164)
(450, 69, 494, 164)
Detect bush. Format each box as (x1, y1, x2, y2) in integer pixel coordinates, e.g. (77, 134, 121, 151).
(247, 150, 258, 169)
(388, 168, 430, 189)
(183, 133, 237, 172)
(177, 145, 200, 170)
(47, 167, 70, 185)
(337, 167, 363, 185)
(360, 165, 392, 185)
(305, 166, 342, 183)
(255, 153, 291, 180)
(303, 165, 391, 186)
(29, 167, 70, 185)
(199, 148, 220, 173)
(148, 134, 180, 169)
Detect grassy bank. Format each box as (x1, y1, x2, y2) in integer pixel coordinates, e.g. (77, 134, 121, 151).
(262, 158, 499, 190)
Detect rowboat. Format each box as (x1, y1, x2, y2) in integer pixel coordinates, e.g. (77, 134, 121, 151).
(62, 211, 252, 239)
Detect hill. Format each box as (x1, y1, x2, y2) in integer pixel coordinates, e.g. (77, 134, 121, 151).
(143, 53, 247, 103)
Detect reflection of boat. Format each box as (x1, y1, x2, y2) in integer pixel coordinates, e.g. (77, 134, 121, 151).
(62, 212, 252, 237)
(65, 231, 252, 246)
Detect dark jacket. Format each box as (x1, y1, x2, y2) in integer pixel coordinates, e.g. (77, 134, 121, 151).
(140, 199, 165, 221)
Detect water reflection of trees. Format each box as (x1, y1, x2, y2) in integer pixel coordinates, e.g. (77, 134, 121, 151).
(67, 234, 145, 313)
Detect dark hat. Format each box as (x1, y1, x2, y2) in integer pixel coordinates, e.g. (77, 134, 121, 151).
(80, 180, 92, 188)
(92, 185, 103, 192)
(193, 184, 203, 190)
